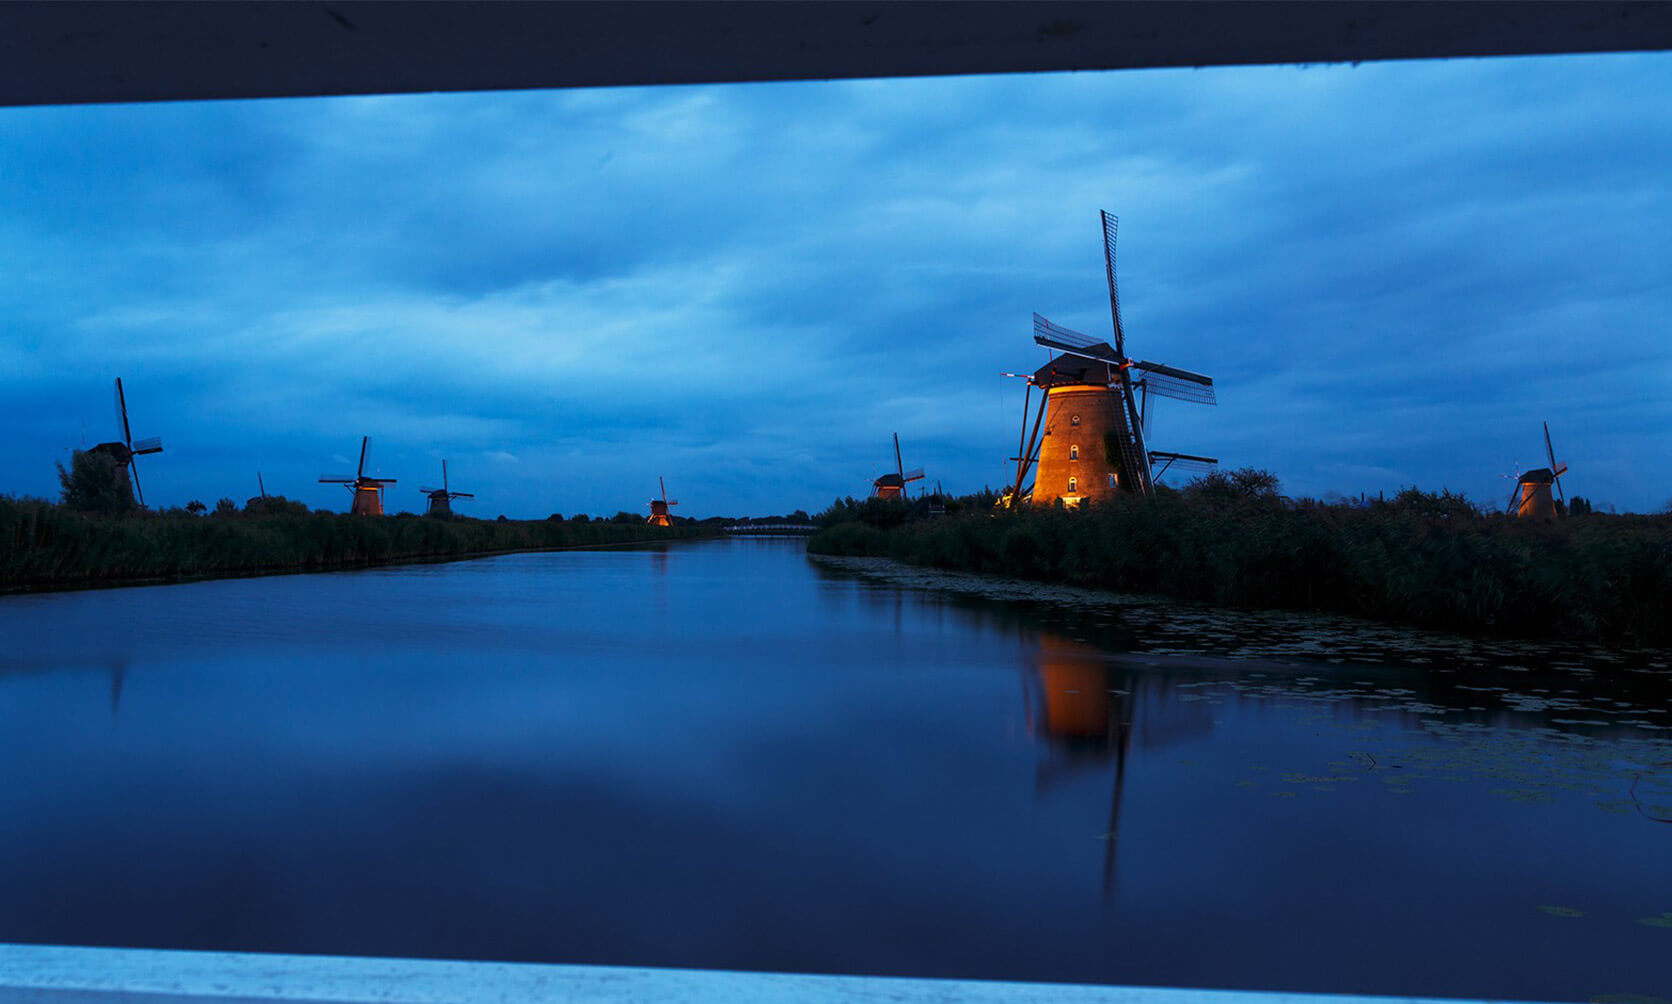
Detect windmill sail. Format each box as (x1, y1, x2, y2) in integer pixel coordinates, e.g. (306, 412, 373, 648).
(1101, 210, 1127, 358)
(1132, 362, 1215, 405)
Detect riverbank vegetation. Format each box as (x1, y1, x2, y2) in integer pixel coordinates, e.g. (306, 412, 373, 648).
(808, 471, 1672, 646)
(0, 495, 709, 592)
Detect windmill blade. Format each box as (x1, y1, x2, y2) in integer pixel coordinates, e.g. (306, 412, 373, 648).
(660, 475, 669, 505)
(903, 468, 926, 482)
(420, 486, 441, 494)
(356, 437, 370, 479)
(451, 492, 475, 500)
(1033, 313, 1122, 366)
(319, 475, 356, 483)
(130, 436, 163, 454)
(1147, 451, 1218, 479)
(369, 477, 398, 485)
(1543, 421, 1557, 472)
(128, 459, 145, 508)
(114, 378, 133, 446)
(893, 433, 903, 481)
(666, 499, 678, 505)
(1132, 361, 1216, 405)
(258, 472, 266, 498)
(443, 459, 449, 494)
(1101, 211, 1127, 359)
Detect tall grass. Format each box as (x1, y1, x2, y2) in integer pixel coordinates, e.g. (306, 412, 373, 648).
(809, 482, 1672, 646)
(0, 497, 708, 591)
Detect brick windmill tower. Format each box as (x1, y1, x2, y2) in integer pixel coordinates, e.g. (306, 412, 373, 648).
(1010, 212, 1218, 506)
(1508, 421, 1568, 519)
(420, 460, 473, 516)
(84, 377, 164, 507)
(872, 433, 925, 499)
(647, 477, 678, 526)
(319, 436, 397, 515)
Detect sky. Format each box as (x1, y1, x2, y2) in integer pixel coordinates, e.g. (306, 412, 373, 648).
(1, 52, 1668, 518)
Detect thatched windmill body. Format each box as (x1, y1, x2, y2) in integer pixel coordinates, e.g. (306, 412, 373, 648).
(1508, 421, 1568, 519)
(85, 378, 164, 507)
(320, 436, 397, 515)
(1011, 212, 1217, 507)
(647, 477, 678, 526)
(421, 460, 473, 516)
(872, 433, 925, 499)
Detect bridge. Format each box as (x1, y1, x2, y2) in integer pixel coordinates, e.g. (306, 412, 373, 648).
(722, 523, 819, 535)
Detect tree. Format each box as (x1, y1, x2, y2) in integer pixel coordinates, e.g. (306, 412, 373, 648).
(213, 497, 239, 517)
(56, 449, 137, 515)
(185, 499, 208, 515)
(1569, 495, 1593, 516)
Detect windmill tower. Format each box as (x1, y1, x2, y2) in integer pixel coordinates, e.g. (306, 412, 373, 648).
(85, 377, 164, 507)
(1011, 212, 1217, 507)
(647, 477, 679, 526)
(872, 433, 925, 499)
(420, 460, 474, 516)
(1508, 421, 1568, 519)
(319, 436, 397, 515)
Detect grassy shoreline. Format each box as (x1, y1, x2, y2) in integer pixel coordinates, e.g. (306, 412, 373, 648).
(808, 489, 1672, 647)
(1, 497, 712, 594)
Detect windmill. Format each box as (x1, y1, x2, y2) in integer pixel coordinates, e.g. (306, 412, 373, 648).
(872, 433, 925, 499)
(647, 476, 679, 526)
(85, 377, 164, 507)
(319, 436, 397, 515)
(1009, 212, 1217, 507)
(1507, 421, 1568, 519)
(245, 471, 268, 509)
(420, 460, 474, 516)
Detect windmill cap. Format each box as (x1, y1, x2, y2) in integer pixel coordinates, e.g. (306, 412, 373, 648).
(1517, 467, 1556, 483)
(1033, 355, 1115, 387)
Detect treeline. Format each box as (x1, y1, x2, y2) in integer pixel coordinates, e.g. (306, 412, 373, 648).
(808, 471, 1672, 646)
(1, 496, 709, 592)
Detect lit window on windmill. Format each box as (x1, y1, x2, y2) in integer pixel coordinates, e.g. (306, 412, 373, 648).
(1070, 414, 1081, 426)
(1068, 477, 1078, 493)
(1069, 445, 1079, 460)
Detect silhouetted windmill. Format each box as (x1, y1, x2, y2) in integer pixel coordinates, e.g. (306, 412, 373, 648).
(647, 477, 679, 526)
(420, 460, 473, 516)
(245, 471, 268, 509)
(872, 433, 925, 499)
(1010, 213, 1217, 507)
(319, 436, 397, 515)
(86, 377, 164, 507)
(1508, 421, 1568, 519)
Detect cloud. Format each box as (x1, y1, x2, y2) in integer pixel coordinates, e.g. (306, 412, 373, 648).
(0, 53, 1668, 515)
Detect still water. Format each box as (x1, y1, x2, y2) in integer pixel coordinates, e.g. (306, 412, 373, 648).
(0, 538, 1668, 1000)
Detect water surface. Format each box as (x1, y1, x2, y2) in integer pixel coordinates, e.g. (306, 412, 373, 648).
(0, 538, 1667, 1001)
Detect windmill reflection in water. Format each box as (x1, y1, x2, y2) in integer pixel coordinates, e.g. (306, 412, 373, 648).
(1024, 636, 1212, 898)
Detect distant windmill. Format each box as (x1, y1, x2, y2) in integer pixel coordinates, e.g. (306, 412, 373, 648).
(246, 471, 268, 509)
(1507, 421, 1568, 519)
(872, 433, 925, 499)
(647, 477, 679, 526)
(1010, 212, 1217, 507)
(319, 436, 397, 515)
(86, 377, 164, 507)
(419, 460, 473, 516)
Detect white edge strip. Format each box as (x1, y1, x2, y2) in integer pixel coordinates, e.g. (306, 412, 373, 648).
(0, 944, 1543, 1004)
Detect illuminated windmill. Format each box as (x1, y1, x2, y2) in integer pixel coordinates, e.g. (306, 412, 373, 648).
(872, 433, 925, 499)
(647, 477, 679, 526)
(1010, 212, 1217, 507)
(319, 436, 397, 515)
(420, 460, 473, 516)
(1507, 421, 1568, 519)
(86, 377, 164, 507)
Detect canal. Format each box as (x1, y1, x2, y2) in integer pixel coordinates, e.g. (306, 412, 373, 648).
(0, 537, 1667, 1000)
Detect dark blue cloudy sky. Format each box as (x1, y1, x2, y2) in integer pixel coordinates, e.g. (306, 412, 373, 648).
(3, 52, 1668, 517)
